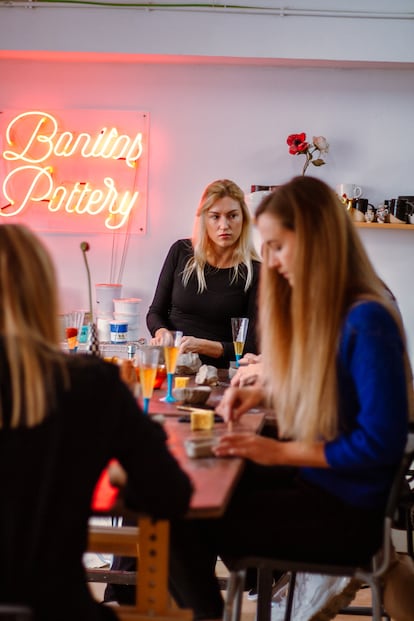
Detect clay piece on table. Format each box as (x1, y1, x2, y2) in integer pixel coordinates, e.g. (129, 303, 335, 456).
(176, 352, 202, 375)
(172, 385, 212, 405)
(195, 364, 219, 386)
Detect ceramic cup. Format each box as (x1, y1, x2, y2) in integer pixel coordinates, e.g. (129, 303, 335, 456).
(354, 198, 375, 215)
(336, 184, 363, 200)
(390, 198, 408, 223)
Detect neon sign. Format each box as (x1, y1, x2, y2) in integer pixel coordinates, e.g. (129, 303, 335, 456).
(0, 110, 149, 233)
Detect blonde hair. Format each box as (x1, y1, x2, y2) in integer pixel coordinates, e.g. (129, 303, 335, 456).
(256, 176, 413, 443)
(0, 224, 67, 429)
(182, 179, 260, 292)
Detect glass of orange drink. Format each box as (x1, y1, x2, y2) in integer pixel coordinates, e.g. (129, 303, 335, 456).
(137, 346, 160, 414)
(160, 330, 183, 403)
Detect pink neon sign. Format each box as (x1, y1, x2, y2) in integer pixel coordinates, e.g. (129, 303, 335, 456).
(0, 109, 149, 234)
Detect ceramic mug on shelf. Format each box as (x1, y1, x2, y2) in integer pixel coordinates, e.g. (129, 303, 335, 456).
(390, 198, 409, 223)
(336, 183, 363, 201)
(353, 198, 375, 222)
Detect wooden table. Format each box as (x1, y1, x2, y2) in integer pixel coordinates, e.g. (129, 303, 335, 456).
(88, 377, 264, 621)
(165, 414, 264, 518)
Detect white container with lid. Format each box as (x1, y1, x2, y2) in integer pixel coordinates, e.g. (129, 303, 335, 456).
(113, 297, 141, 314)
(96, 284, 123, 315)
(110, 320, 128, 344)
(113, 312, 140, 329)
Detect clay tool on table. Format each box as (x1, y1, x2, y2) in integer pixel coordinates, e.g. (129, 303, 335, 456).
(176, 405, 215, 414)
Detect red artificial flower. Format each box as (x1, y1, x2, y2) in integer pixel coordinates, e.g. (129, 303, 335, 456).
(65, 327, 78, 339)
(286, 132, 329, 175)
(287, 133, 309, 155)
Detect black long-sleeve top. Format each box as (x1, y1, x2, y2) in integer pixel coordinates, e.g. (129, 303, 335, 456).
(146, 239, 260, 368)
(0, 346, 193, 621)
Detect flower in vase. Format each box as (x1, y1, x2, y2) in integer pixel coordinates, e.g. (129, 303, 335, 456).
(287, 133, 329, 175)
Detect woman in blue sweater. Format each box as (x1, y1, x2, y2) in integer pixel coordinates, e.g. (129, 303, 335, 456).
(167, 176, 413, 621)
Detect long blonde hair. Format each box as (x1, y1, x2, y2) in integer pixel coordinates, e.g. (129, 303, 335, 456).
(256, 176, 412, 443)
(182, 179, 260, 292)
(0, 224, 67, 429)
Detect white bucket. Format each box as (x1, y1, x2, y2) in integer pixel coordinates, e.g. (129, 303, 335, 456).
(113, 297, 141, 314)
(96, 284, 123, 315)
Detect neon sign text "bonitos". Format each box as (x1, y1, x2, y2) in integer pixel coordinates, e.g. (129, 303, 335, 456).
(1, 111, 145, 230)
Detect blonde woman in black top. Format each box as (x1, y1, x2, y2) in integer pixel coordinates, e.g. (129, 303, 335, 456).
(147, 179, 261, 367)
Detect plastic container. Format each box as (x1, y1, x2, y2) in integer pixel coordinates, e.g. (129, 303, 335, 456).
(96, 284, 123, 315)
(110, 320, 128, 343)
(101, 343, 133, 362)
(113, 297, 141, 314)
(113, 312, 140, 329)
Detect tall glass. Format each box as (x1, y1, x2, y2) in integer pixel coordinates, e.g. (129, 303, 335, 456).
(161, 330, 183, 403)
(137, 347, 160, 414)
(231, 317, 249, 368)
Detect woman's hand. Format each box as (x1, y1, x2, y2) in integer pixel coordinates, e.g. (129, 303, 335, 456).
(151, 328, 170, 345)
(231, 361, 264, 387)
(213, 434, 329, 468)
(180, 335, 203, 354)
(213, 433, 282, 465)
(239, 353, 262, 365)
(180, 336, 224, 359)
(215, 385, 264, 423)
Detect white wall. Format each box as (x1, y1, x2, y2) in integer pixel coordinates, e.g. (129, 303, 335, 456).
(0, 49, 414, 362)
(1, 1, 414, 63)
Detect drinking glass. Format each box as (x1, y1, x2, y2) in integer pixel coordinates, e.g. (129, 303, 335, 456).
(63, 310, 85, 353)
(231, 317, 249, 368)
(137, 347, 160, 414)
(160, 330, 183, 403)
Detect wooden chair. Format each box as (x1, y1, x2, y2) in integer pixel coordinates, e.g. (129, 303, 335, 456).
(223, 434, 414, 621)
(87, 516, 192, 621)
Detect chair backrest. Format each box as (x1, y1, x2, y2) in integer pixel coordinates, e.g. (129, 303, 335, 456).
(0, 605, 33, 621)
(376, 432, 414, 578)
(385, 434, 414, 521)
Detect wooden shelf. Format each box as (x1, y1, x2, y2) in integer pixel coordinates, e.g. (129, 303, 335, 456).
(355, 223, 414, 230)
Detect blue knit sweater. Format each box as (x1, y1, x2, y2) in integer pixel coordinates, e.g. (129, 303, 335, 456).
(301, 301, 409, 509)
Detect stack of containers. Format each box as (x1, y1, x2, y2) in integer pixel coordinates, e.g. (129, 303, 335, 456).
(113, 297, 141, 342)
(95, 283, 123, 343)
